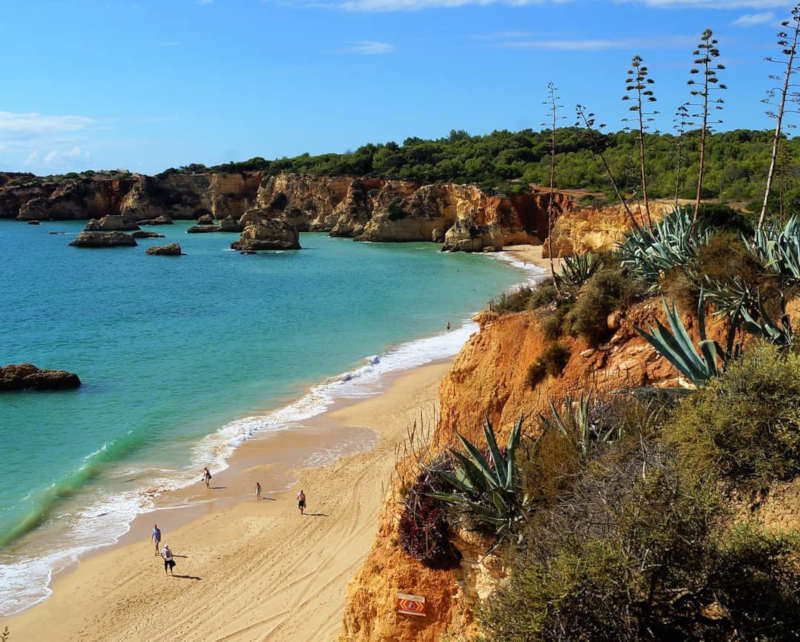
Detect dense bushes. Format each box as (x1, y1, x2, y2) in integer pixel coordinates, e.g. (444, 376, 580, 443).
(564, 264, 644, 345)
(481, 429, 800, 640)
(488, 286, 536, 314)
(525, 343, 570, 388)
(666, 343, 800, 493)
(160, 128, 798, 213)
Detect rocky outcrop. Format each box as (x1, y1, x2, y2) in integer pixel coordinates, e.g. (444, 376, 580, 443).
(84, 214, 140, 231)
(187, 224, 221, 233)
(131, 230, 164, 239)
(17, 176, 137, 221)
(146, 242, 182, 256)
(138, 215, 173, 225)
(69, 231, 137, 247)
(1, 170, 576, 252)
(0, 364, 81, 391)
(230, 214, 301, 250)
(442, 217, 504, 252)
(219, 216, 243, 232)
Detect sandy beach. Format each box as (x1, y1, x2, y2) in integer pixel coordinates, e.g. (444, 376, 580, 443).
(4, 361, 450, 642)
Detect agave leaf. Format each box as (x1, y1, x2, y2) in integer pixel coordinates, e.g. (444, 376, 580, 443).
(482, 416, 507, 488)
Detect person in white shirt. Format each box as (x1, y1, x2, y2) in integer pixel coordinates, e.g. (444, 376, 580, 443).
(162, 543, 176, 576)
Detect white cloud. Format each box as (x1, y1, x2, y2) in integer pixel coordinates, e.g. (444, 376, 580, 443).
(619, 0, 786, 6)
(44, 146, 86, 165)
(499, 34, 694, 50)
(732, 11, 775, 25)
(0, 111, 93, 140)
(342, 40, 394, 54)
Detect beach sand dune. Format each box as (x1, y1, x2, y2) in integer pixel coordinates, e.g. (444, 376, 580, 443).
(6, 362, 449, 641)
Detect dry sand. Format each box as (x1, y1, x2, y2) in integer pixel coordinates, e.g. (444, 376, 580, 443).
(4, 361, 450, 642)
(502, 243, 556, 272)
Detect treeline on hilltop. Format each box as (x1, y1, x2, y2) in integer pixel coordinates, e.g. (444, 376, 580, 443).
(159, 128, 800, 213)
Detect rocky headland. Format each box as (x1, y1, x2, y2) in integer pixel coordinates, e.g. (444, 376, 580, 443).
(0, 364, 81, 391)
(0, 171, 579, 253)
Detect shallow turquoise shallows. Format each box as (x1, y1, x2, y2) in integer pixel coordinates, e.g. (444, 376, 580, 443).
(0, 219, 526, 612)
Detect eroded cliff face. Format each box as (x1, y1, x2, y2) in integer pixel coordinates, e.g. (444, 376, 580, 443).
(340, 300, 724, 641)
(0, 171, 574, 251)
(545, 200, 675, 257)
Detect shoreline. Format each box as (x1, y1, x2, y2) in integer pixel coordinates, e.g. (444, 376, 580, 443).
(1, 243, 547, 639)
(4, 360, 450, 641)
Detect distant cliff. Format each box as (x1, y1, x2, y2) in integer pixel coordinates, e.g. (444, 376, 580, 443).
(0, 171, 574, 252)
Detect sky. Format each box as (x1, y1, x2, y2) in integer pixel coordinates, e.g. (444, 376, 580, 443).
(1, 0, 797, 175)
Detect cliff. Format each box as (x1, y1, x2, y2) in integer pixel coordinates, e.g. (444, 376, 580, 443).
(0, 171, 574, 252)
(339, 300, 724, 641)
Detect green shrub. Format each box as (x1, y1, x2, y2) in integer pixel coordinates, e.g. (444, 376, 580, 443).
(525, 342, 569, 388)
(489, 286, 534, 314)
(666, 342, 800, 493)
(480, 438, 800, 641)
(527, 283, 557, 310)
(564, 265, 643, 345)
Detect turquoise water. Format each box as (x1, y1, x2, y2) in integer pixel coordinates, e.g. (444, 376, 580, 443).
(0, 219, 527, 613)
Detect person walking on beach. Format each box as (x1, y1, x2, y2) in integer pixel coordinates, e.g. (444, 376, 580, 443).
(446, 321, 451, 331)
(162, 543, 176, 576)
(297, 489, 306, 515)
(203, 467, 212, 489)
(256, 481, 261, 500)
(152, 524, 161, 556)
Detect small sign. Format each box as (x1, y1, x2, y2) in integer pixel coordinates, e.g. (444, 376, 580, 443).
(397, 593, 426, 617)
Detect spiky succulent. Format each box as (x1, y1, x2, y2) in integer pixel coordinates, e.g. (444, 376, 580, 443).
(741, 294, 794, 348)
(557, 253, 602, 288)
(538, 393, 620, 457)
(744, 214, 800, 282)
(635, 290, 734, 386)
(428, 416, 526, 551)
(619, 207, 710, 289)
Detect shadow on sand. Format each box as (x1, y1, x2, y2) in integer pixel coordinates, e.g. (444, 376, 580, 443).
(173, 574, 201, 581)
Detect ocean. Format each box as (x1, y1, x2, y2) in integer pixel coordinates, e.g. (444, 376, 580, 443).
(0, 219, 533, 615)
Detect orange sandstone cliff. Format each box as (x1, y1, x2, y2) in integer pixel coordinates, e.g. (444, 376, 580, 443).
(339, 299, 724, 641)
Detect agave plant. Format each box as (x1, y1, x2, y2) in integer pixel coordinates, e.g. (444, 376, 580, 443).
(744, 214, 800, 282)
(538, 393, 620, 457)
(635, 289, 735, 386)
(428, 416, 526, 551)
(618, 207, 710, 290)
(741, 294, 794, 349)
(557, 253, 602, 288)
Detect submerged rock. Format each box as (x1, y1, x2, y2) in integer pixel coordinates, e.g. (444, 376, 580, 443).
(230, 217, 300, 251)
(131, 230, 164, 239)
(0, 364, 81, 391)
(146, 242, 182, 256)
(70, 231, 137, 247)
(27, 219, 40, 225)
(187, 224, 221, 233)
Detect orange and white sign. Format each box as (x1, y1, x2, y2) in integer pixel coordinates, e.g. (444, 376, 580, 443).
(396, 593, 426, 617)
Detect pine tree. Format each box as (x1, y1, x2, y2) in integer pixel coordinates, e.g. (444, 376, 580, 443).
(759, 3, 800, 231)
(688, 29, 726, 228)
(622, 55, 658, 228)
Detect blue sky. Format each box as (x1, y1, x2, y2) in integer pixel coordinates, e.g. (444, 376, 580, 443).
(0, 0, 795, 175)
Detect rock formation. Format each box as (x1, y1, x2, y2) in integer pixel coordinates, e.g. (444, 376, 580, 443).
(230, 214, 301, 250)
(187, 224, 221, 233)
(84, 214, 140, 231)
(197, 213, 214, 224)
(131, 230, 164, 239)
(0, 170, 574, 252)
(69, 231, 137, 247)
(145, 242, 182, 256)
(0, 364, 81, 391)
